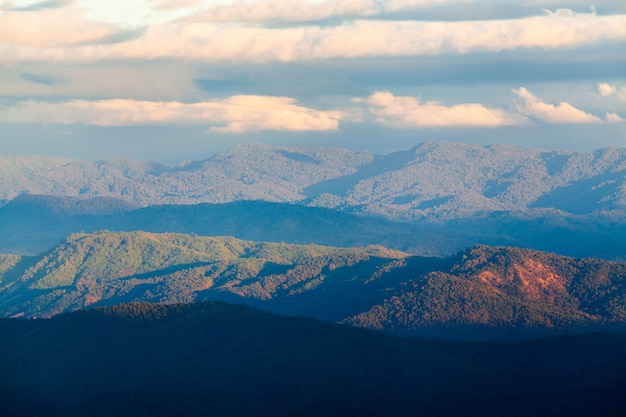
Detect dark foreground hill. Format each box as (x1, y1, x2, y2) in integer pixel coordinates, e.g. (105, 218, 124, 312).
(1, 302, 625, 417)
(1, 231, 625, 339)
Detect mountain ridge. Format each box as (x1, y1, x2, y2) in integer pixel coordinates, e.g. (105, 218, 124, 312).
(2, 301, 625, 417)
(2, 195, 625, 261)
(2, 141, 625, 221)
(1, 231, 625, 339)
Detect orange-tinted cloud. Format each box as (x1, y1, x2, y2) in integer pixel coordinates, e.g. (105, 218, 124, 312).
(362, 91, 520, 127)
(2, 8, 624, 62)
(513, 87, 605, 124)
(0, 96, 352, 132)
(0, 6, 126, 48)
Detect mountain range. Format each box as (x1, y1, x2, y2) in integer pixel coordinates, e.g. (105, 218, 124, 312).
(2, 301, 625, 417)
(3, 142, 626, 221)
(2, 193, 626, 261)
(3, 141, 626, 415)
(2, 230, 625, 340)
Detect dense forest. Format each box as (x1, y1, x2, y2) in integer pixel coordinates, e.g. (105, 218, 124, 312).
(1, 301, 625, 417)
(2, 195, 626, 261)
(2, 142, 626, 415)
(2, 142, 625, 221)
(1, 231, 625, 340)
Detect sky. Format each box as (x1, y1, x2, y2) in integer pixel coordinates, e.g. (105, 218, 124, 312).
(0, 0, 625, 162)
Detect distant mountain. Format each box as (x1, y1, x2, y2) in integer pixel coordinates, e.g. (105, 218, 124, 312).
(2, 142, 625, 221)
(0, 193, 138, 217)
(2, 301, 625, 417)
(2, 195, 625, 261)
(0, 195, 458, 256)
(0, 194, 140, 254)
(1, 231, 625, 339)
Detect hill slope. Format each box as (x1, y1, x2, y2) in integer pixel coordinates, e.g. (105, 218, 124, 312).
(0, 196, 460, 256)
(2, 142, 625, 220)
(1, 302, 625, 417)
(1, 231, 625, 339)
(345, 245, 626, 339)
(2, 195, 625, 261)
(0, 231, 412, 321)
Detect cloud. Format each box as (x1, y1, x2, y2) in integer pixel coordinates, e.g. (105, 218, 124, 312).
(155, 0, 204, 11)
(0, 6, 134, 49)
(597, 82, 626, 102)
(597, 83, 616, 97)
(513, 87, 604, 123)
(0, 96, 351, 133)
(183, 0, 626, 25)
(0, 63, 202, 101)
(0, 0, 73, 12)
(183, 0, 463, 23)
(361, 91, 520, 127)
(2, 8, 625, 62)
(184, 0, 380, 23)
(605, 113, 624, 123)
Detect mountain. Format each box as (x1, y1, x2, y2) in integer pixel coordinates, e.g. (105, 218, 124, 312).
(1, 301, 625, 417)
(0, 194, 140, 254)
(345, 245, 626, 339)
(0, 193, 138, 217)
(2, 142, 625, 221)
(0, 196, 459, 256)
(2, 195, 625, 261)
(0, 144, 370, 206)
(0, 231, 412, 320)
(1, 231, 625, 339)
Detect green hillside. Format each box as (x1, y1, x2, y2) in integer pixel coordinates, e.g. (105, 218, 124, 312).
(1, 231, 625, 339)
(0, 231, 409, 320)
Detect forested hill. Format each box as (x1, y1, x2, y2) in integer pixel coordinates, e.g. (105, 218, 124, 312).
(0, 231, 411, 320)
(2, 142, 626, 220)
(2, 301, 625, 417)
(1, 231, 625, 339)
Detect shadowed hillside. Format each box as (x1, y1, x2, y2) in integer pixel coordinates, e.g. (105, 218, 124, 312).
(1, 196, 625, 260)
(1, 302, 625, 417)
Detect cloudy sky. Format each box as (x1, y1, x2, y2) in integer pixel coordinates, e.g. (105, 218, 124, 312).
(1, 0, 625, 162)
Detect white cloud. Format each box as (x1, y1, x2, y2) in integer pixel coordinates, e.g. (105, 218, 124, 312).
(384, 0, 453, 12)
(597, 83, 626, 103)
(362, 91, 521, 127)
(2, 8, 625, 62)
(155, 0, 204, 11)
(0, 0, 73, 11)
(513, 87, 604, 124)
(605, 113, 624, 123)
(0, 63, 201, 101)
(597, 82, 616, 97)
(182, 0, 463, 23)
(0, 96, 352, 132)
(0, 6, 127, 48)
(184, 0, 380, 23)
